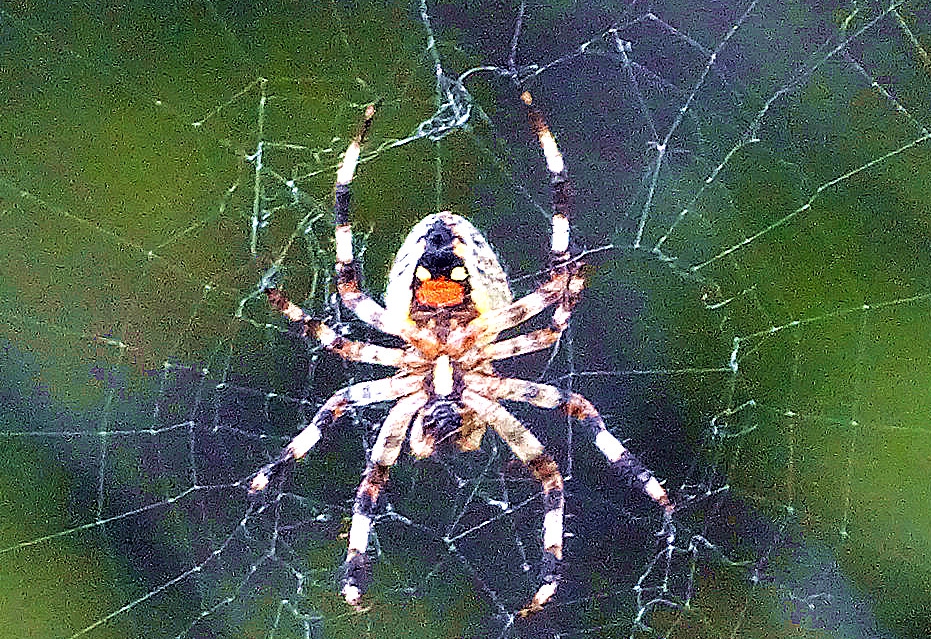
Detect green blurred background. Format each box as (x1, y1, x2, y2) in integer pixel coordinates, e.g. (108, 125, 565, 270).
(0, 1, 929, 638)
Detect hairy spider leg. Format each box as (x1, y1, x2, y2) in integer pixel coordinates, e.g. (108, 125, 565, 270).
(466, 374, 673, 513)
(265, 287, 412, 367)
(462, 269, 574, 350)
(332, 104, 421, 343)
(522, 90, 572, 263)
(461, 91, 579, 353)
(460, 389, 565, 617)
(340, 391, 429, 607)
(248, 375, 422, 494)
(480, 268, 584, 361)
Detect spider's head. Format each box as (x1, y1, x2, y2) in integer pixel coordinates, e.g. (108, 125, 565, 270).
(385, 212, 513, 326)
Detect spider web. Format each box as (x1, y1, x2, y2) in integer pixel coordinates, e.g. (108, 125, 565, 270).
(1, 0, 929, 637)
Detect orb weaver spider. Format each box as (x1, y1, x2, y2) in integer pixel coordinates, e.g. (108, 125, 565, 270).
(250, 91, 673, 617)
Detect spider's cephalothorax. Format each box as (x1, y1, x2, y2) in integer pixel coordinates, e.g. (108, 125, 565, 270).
(251, 91, 674, 618)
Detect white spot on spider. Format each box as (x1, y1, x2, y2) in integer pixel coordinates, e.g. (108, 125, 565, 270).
(335, 224, 353, 263)
(281, 300, 307, 324)
(409, 431, 434, 458)
(553, 306, 570, 327)
(353, 298, 386, 327)
(543, 509, 563, 550)
(433, 354, 454, 397)
(316, 324, 337, 346)
(336, 142, 361, 185)
(644, 477, 669, 504)
(342, 584, 362, 606)
(540, 130, 565, 175)
(286, 424, 321, 460)
(249, 472, 269, 493)
(530, 581, 558, 610)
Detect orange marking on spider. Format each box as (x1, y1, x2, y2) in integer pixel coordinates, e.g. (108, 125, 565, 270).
(416, 278, 465, 307)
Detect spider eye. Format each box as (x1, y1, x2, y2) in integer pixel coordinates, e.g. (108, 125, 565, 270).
(450, 266, 468, 281)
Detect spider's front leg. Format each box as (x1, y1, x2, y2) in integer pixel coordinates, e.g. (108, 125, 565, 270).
(464, 90, 582, 353)
(330, 103, 420, 344)
(521, 90, 572, 266)
(332, 104, 377, 320)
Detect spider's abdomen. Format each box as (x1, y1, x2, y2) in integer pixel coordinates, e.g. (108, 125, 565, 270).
(384, 212, 512, 328)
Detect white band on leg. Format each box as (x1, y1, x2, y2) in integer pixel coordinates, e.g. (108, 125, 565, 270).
(335, 224, 354, 264)
(551, 213, 570, 254)
(347, 513, 372, 553)
(595, 429, 627, 463)
(336, 143, 361, 185)
(542, 508, 564, 550)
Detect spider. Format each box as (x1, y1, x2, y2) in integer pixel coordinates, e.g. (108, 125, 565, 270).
(249, 91, 673, 617)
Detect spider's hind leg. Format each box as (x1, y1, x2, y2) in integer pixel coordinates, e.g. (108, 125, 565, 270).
(460, 389, 565, 617)
(339, 391, 427, 608)
(248, 376, 420, 495)
(475, 375, 674, 514)
(563, 393, 673, 515)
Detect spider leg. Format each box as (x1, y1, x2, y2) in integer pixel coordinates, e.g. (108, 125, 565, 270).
(460, 389, 564, 617)
(340, 391, 429, 607)
(481, 270, 583, 361)
(266, 287, 415, 368)
(331, 104, 414, 339)
(461, 92, 579, 349)
(467, 266, 583, 348)
(465, 374, 673, 513)
(522, 90, 572, 264)
(248, 375, 422, 494)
